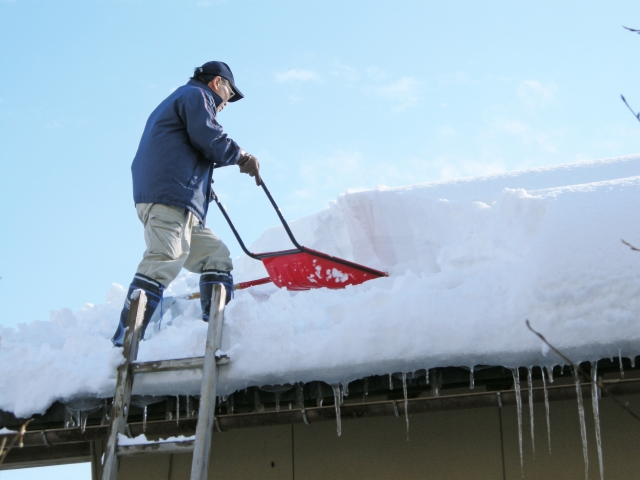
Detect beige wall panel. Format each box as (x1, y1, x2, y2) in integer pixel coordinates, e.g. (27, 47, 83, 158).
(97, 424, 293, 480)
(501, 392, 640, 479)
(168, 453, 194, 480)
(594, 394, 640, 480)
(118, 453, 171, 480)
(206, 424, 292, 479)
(293, 407, 504, 480)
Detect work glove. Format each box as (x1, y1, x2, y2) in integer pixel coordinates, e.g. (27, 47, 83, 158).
(237, 152, 262, 186)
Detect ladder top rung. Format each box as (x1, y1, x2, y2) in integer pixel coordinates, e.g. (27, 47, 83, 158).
(132, 356, 205, 374)
(132, 353, 230, 374)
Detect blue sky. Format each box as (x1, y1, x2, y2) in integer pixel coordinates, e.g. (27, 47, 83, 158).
(1, 2, 639, 327)
(0, 1, 639, 477)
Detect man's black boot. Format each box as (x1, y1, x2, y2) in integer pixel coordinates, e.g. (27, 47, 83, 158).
(199, 270, 233, 322)
(111, 274, 165, 347)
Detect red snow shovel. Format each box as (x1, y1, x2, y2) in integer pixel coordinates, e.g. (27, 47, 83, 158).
(213, 180, 387, 291)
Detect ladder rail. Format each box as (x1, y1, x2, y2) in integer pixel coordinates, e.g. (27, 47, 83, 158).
(101, 285, 228, 480)
(102, 291, 148, 480)
(190, 285, 226, 480)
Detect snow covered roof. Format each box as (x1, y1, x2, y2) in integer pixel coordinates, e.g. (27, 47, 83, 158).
(2, 155, 640, 419)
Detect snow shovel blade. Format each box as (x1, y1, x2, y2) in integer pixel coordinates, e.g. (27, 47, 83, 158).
(212, 179, 388, 292)
(260, 248, 387, 291)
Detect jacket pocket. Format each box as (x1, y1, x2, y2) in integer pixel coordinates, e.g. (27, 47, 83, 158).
(174, 156, 199, 188)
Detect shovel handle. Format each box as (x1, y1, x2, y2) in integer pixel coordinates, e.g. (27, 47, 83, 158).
(180, 277, 273, 300)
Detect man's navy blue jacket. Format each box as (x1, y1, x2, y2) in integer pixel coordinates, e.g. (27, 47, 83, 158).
(132, 79, 242, 225)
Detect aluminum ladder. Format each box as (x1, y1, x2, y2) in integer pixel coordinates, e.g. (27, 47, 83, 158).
(101, 285, 229, 480)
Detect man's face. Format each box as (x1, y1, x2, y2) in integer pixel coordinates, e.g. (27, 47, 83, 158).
(209, 76, 234, 113)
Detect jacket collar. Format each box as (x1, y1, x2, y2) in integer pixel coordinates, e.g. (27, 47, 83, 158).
(187, 79, 224, 110)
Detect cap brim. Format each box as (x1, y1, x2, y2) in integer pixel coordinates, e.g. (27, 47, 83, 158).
(227, 80, 244, 102)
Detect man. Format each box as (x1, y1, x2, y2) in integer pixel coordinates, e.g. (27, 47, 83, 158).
(111, 61, 260, 347)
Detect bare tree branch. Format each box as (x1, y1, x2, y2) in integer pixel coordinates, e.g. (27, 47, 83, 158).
(621, 95, 640, 124)
(622, 239, 640, 251)
(526, 320, 640, 423)
(0, 418, 34, 466)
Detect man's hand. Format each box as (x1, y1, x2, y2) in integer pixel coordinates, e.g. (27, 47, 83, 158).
(237, 153, 261, 186)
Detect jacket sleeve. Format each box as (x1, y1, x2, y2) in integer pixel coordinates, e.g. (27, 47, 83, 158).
(179, 87, 242, 167)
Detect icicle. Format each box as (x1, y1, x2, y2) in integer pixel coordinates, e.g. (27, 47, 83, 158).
(74, 410, 80, 431)
(431, 370, 441, 397)
(143, 405, 148, 433)
(632, 356, 636, 369)
(296, 383, 305, 409)
(389, 373, 393, 391)
(511, 368, 524, 477)
(176, 396, 180, 425)
(573, 368, 589, 480)
(591, 362, 604, 480)
(226, 394, 234, 415)
(469, 367, 475, 390)
(275, 391, 281, 412)
(254, 389, 265, 413)
(619, 349, 625, 379)
(343, 382, 349, 398)
(316, 383, 324, 407)
(186, 396, 192, 419)
(425, 369, 430, 385)
(363, 378, 369, 397)
(402, 372, 410, 441)
(547, 366, 554, 383)
(542, 367, 551, 455)
(332, 384, 342, 437)
(527, 367, 535, 459)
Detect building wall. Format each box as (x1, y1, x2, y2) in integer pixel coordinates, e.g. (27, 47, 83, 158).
(93, 392, 640, 480)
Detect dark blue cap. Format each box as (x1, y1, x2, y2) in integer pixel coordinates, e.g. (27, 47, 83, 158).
(196, 61, 244, 102)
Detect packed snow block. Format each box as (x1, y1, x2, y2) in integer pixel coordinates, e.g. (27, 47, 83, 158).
(2, 156, 640, 417)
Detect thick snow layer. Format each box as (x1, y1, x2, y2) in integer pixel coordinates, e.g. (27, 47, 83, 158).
(1, 155, 640, 418)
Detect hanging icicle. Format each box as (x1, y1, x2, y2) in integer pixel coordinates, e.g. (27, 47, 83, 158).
(143, 405, 148, 433)
(254, 389, 265, 413)
(511, 368, 524, 478)
(402, 372, 410, 441)
(591, 362, 604, 480)
(542, 367, 551, 455)
(332, 383, 342, 437)
(527, 367, 535, 459)
(226, 394, 234, 415)
(619, 349, 625, 379)
(316, 383, 324, 407)
(470, 367, 475, 390)
(573, 367, 589, 480)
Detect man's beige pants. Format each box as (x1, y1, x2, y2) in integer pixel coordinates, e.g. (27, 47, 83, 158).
(135, 203, 233, 288)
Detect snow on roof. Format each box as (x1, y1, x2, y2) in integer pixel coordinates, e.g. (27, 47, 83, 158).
(2, 155, 640, 418)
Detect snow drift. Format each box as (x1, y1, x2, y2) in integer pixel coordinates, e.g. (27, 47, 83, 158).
(2, 155, 640, 418)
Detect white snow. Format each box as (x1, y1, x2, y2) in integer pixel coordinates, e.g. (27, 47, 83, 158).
(1, 155, 640, 418)
(117, 433, 195, 446)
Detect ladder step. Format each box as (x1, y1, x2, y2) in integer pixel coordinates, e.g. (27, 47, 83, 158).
(117, 440, 195, 457)
(132, 354, 229, 374)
